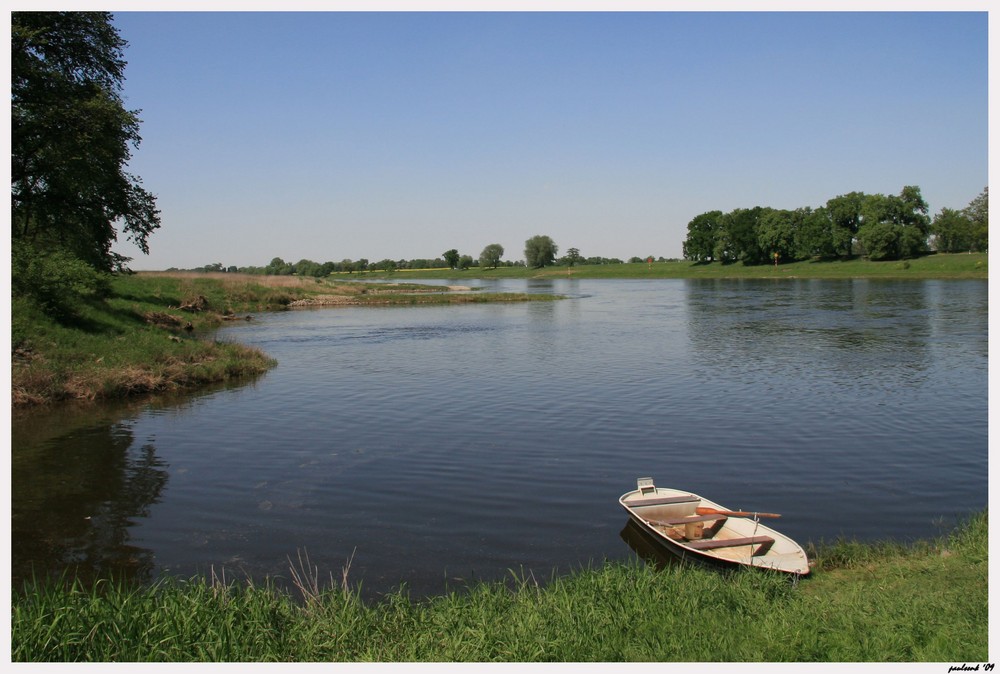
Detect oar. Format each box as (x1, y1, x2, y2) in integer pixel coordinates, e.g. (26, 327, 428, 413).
(696, 507, 781, 518)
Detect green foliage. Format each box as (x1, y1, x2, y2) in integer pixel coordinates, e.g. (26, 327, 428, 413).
(825, 191, 867, 256)
(965, 187, 988, 251)
(11, 240, 112, 319)
(936, 187, 990, 253)
(442, 249, 460, 269)
(11, 12, 160, 272)
(683, 185, 949, 265)
(11, 513, 987, 662)
(714, 207, 767, 264)
(682, 210, 722, 262)
(524, 235, 558, 268)
(931, 207, 974, 252)
(364, 252, 985, 281)
(756, 209, 797, 262)
(857, 220, 900, 261)
(562, 247, 582, 267)
(479, 243, 505, 269)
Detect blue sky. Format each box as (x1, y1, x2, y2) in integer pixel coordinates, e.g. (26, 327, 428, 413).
(109, 10, 988, 269)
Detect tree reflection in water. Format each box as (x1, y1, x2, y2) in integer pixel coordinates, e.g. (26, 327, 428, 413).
(12, 413, 168, 588)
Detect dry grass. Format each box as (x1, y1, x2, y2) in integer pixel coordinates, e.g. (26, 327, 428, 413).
(137, 271, 327, 289)
(288, 547, 357, 605)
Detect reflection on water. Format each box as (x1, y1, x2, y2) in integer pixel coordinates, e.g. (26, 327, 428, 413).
(12, 419, 166, 586)
(10, 279, 987, 599)
(619, 520, 684, 571)
(685, 279, 935, 385)
(11, 381, 258, 588)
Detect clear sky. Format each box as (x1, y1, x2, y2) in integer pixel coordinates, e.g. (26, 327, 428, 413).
(106, 7, 988, 270)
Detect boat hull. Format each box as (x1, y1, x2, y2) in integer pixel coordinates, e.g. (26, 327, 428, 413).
(619, 481, 810, 576)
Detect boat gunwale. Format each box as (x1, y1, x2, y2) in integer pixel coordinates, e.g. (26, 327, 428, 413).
(619, 485, 811, 575)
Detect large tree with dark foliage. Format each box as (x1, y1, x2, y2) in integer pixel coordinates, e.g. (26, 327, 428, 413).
(12, 12, 159, 273)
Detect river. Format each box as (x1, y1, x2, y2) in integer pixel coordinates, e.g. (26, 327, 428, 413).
(11, 278, 988, 600)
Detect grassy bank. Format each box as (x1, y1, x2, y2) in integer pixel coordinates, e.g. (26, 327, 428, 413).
(363, 252, 987, 280)
(11, 512, 986, 662)
(11, 272, 557, 407)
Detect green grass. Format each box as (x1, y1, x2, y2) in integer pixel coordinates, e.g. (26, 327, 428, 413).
(11, 512, 987, 662)
(364, 252, 987, 280)
(11, 276, 279, 407)
(11, 272, 558, 407)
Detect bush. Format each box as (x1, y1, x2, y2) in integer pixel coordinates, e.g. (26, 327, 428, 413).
(11, 241, 112, 317)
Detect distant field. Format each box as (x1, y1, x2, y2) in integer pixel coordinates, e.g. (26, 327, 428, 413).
(355, 253, 987, 280)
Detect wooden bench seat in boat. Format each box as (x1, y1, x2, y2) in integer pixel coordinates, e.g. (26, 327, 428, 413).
(626, 495, 699, 507)
(687, 535, 775, 555)
(649, 513, 727, 526)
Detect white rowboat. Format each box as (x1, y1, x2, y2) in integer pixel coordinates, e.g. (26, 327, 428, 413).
(619, 477, 810, 576)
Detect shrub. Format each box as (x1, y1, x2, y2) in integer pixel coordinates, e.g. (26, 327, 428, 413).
(12, 241, 111, 317)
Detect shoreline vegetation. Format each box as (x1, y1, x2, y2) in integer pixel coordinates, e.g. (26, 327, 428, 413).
(358, 251, 986, 280)
(11, 512, 986, 662)
(12, 253, 986, 408)
(10, 272, 559, 408)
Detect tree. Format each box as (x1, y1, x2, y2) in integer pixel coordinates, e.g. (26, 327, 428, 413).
(443, 249, 460, 269)
(479, 243, 504, 269)
(794, 207, 839, 259)
(682, 211, 722, 263)
(930, 208, 972, 253)
(965, 187, 988, 252)
(715, 207, 765, 265)
(563, 247, 582, 267)
(265, 257, 292, 275)
(756, 209, 797, 263)
(295, 258, 322, 277)
(524, 235, 558, 268)
(12, 12, 160, 272)
(825, 192, 866, 257)
(857, 187, 930, 260)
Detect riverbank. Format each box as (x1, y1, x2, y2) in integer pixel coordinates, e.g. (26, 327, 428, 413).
(360, 252, 988, 280)
(11, 511, 986, 662)
(11, 272, 558, 407)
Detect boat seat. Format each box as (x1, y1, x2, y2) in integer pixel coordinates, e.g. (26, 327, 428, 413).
(687, 536, 775, 555)
(626, 495, 699, 507)
(649, 514, 727, 526)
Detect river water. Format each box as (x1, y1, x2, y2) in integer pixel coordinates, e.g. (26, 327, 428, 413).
(11, 278, 988, 599)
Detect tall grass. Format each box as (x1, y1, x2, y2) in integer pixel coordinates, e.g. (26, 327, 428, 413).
(12, 512, 987, 662)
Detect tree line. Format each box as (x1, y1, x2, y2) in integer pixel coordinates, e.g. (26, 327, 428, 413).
(183, 236, 664, 276)
(683, 185, 988, 265)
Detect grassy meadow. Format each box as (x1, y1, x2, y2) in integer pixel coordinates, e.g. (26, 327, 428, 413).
(11, 512, 987, 662)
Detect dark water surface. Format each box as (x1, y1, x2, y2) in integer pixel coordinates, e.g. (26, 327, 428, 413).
(12, 279, 988, 599)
